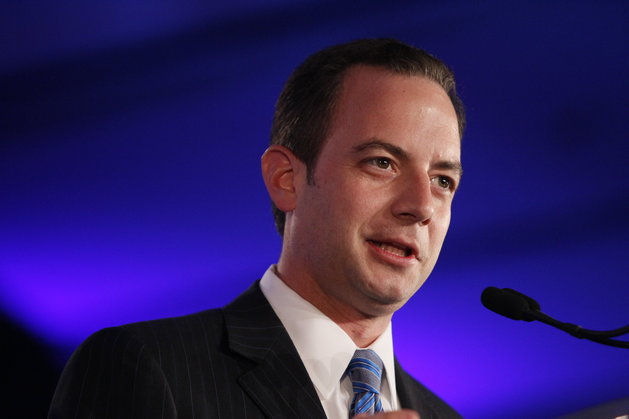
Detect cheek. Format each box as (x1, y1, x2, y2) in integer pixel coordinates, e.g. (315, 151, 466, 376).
(429, 209, 452, 245)
(313, 175, 393, 234)
(328, 179, 372, 214)
(341, 194, 385, 234)
(347, 178, 392, 212)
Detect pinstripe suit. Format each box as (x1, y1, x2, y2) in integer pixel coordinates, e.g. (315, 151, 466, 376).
(49, 282, 460, 418)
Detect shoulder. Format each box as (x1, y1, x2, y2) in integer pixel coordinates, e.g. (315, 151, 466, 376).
(63, 307, 227, 377)
(119, 308, 226, 351)
(49, 309, 227, 419)
(73, 308, 224, 356)
(60, 307, 228, 392)
(63, 281, 270, 373)
(395, 359, 462, 419)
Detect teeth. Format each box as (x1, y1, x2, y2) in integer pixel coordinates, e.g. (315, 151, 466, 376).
(374, 241, 410, 257)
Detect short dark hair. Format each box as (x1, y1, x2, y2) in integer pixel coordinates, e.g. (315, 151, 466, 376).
(269, 38, 465, 236)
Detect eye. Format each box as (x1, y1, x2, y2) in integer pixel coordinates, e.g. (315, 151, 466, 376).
(371, 157, 392, 170)
(432, 175, 454, 191)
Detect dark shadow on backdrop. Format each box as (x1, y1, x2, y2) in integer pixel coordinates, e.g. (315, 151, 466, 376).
(1, 311, 60, 418)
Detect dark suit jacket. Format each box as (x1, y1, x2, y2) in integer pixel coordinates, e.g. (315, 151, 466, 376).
(49, 282, 460, 418)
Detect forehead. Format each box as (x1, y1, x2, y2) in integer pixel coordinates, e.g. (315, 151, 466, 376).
(335, 65, 456, 122)
(323, 65, 460, 156)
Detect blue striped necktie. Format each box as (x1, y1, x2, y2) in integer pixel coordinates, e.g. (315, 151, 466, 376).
(348, 349, 385, 416)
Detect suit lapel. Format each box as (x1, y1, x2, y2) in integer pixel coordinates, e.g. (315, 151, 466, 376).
(223, 282, 326, 419)
(396, 358, 460, 419)
(395, 359, 424, 413)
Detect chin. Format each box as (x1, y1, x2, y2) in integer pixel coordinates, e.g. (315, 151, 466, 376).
(359, 295, 407, 318)
(361, 283, 416, 311)
(376, 271, 425, 296)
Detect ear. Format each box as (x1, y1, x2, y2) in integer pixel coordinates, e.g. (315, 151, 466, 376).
(260, 145, 305, 212)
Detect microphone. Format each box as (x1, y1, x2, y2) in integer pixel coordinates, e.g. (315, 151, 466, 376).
(481, 287, 629, 349)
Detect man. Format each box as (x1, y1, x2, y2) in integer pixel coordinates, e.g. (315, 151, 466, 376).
(49, 38, 464, 419)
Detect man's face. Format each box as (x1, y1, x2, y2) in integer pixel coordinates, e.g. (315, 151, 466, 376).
(287, 65, 461, 318)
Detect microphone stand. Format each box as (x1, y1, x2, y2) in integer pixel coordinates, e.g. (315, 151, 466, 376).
(526, 310, 629, 349)
(481, 287, 629, 349)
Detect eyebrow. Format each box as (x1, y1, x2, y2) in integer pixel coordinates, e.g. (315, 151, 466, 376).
(433, 160, 463, 178)
(352, 138, 463, 178)
(352, 139, 410, 161)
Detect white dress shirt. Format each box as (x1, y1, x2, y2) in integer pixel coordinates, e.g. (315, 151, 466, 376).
(260, 266, 399, 419)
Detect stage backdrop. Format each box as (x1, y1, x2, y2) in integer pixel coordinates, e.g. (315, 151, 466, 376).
(1, 2, 628, 418)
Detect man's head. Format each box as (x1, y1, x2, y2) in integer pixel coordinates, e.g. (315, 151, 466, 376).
(261, 39, 463, 323)
(270, 38, 465, 236)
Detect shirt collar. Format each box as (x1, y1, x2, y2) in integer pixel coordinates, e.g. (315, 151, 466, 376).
(259, 265, 397, 402)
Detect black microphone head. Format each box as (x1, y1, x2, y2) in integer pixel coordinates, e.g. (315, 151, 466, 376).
(481, 287, 537, 321)
(501, 288, 541, 312)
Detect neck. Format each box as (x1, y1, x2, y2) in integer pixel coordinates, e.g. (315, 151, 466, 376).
(273, 264, 393, 348)
(336, 314, 392, 348)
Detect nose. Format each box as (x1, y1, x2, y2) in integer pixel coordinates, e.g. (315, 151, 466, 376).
(391, 174, 434, 225)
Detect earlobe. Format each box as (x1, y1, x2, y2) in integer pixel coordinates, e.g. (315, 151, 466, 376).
(261, 145, 302, 212)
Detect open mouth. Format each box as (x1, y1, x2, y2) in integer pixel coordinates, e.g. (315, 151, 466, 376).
(368, 240, 414, 258)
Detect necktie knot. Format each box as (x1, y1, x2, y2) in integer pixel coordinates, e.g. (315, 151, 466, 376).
(347, 349, 384, 416)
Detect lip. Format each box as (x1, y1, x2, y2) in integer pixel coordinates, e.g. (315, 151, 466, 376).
(366, 238, 420, 265)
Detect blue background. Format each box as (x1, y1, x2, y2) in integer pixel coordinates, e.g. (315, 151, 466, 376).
(1, 1, 628, 417)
